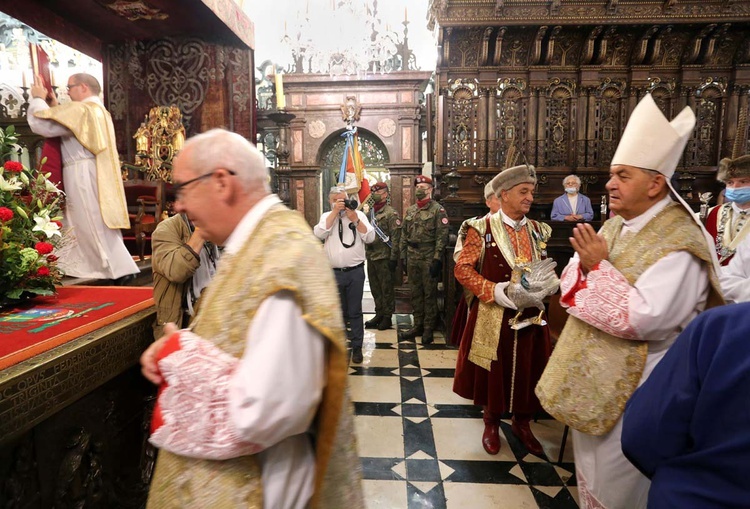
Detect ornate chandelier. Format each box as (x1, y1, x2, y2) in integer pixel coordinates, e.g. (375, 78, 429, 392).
(281, 0, 416, 76)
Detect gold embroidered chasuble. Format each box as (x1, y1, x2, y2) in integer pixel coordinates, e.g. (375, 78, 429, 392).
(463, 213, 551, 371)
(34, 101, 129, 228)
(147, 205, 363, 509)
(536, 203, 724, 436)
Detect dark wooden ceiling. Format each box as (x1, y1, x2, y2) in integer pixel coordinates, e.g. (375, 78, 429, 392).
(1, 0, 252, 60)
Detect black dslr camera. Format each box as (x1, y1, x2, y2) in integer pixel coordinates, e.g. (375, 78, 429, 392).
(343, 198, 359, 210)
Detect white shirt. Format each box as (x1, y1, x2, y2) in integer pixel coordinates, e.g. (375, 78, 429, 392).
(720, 235, 750, 303)
(567, 193, 579, 215)
(221, 194, 325, 509)
(313, 210, 375, 268)
(730, 201, 750, 231)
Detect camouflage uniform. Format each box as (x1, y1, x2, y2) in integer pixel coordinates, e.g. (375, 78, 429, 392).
(365, 204, 401, 330)
(398, 199, 449, 343)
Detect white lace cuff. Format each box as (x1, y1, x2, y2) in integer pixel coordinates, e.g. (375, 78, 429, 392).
(566, 260, 639, 340)
(149, 331, 263, 460)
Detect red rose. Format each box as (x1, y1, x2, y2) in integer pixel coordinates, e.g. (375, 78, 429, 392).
(3, 161, 23, 172)
(35, 242, 54, 255)
(36, 266, 51, 277)
(53, 220, 63, 228)
(0, 207, 13, 222)
(47, 254, 58, 262)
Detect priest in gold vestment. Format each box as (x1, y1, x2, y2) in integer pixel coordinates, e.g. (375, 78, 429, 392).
(140, 129, 363, 509)
(27, 73, 138, 280)
(535, 94, 723, 509)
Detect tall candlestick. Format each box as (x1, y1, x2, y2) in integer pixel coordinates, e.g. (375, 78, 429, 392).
(22, 70, 27, 88)
(275, 71, 286, 110)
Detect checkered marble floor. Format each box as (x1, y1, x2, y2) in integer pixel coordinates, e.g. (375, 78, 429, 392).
(350, 313, 579, 509)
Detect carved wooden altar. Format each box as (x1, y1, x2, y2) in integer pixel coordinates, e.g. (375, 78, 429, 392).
(428, 0, 750, 335)
(0, 307, 156, 508)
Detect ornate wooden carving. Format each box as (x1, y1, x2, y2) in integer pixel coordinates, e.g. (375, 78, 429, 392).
(431, 0, 750, 326)
(445, 79, 480, 168)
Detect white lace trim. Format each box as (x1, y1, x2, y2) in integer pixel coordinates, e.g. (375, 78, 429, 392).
(149, 331, 262, 460)
(567, 260, 639, 340)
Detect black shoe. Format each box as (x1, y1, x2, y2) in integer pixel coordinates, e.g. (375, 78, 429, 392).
(352, 347, 363, 364)
(398, 325, 424, 340)
(113, 274, 137, 286)
(421, 329, 434, 345)
(377, 315, 392, 330)
(364, 316, 381, 329)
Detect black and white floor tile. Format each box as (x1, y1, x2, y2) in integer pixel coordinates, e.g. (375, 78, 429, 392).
(351, 294, 579, 508)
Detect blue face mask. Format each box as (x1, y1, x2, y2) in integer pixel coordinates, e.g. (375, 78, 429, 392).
(725, 186, 750, 204)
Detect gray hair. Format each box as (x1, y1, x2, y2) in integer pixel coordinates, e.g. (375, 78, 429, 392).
(563, 174, 581, 187)
(328, 186, 347, 198)
(181, 129, 270, 193)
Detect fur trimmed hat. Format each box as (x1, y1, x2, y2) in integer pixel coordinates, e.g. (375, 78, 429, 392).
(371, 181, 389, 192)
(483, 181, 494, 200)
(491, 164, 537, 195)
(717, 155, 750, 182)
(414, 175, 433, 186)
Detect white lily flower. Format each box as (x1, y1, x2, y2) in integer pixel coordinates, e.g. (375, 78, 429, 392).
(32, 213, 62, 238)
(44, 179, 62, 194)
(0, 175, 23, 192)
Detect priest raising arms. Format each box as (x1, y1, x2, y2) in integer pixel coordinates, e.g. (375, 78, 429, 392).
(535, 94, 723, 509)
(27, 73, 138, 280)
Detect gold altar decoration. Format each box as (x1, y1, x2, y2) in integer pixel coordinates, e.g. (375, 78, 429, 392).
(132, 105, 185, 182)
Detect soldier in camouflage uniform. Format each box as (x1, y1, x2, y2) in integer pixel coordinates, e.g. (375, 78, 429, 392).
(364, 182, 401, 330)
(398, 175, 449, 345)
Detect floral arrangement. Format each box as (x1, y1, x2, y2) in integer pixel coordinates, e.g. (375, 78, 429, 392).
(0, 125, 65, 307)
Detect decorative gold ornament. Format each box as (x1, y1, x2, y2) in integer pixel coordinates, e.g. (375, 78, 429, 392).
(131, 105, 186, 182)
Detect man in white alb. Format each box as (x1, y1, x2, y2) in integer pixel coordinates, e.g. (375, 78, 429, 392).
(27, 73, 138, 280)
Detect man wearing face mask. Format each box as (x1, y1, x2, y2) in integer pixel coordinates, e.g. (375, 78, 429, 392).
(550, 174, 594, 222)
(705, 156, 750, 265)
(314, 187, 375, 364)
(397, 176, 449, 345)
(364, 182, 401, 331)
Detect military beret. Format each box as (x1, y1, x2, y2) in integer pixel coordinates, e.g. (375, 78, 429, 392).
(371, 182, 389, 192)
(717, 155, 750, 182)
(414, 175, 433, 186)
(491, 164, 537, 195)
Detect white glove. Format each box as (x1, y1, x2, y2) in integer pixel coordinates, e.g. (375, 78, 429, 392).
(493, 281, 518, 310)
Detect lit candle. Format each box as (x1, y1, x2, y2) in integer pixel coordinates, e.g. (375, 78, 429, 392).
(275, 71, 286, 110)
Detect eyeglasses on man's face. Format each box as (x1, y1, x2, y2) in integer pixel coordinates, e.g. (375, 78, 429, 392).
(66, 84, 81, 91)
(173, 169, 236, 201)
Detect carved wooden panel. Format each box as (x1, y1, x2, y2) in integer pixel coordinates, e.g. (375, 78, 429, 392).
(494, 78, 527, 167)
(685, 79, 728, 167)
(448, 28, 484, 68)
(542, 79, 576, 168)
(589, 80, 625, 168)
(444, 79, 479, 168)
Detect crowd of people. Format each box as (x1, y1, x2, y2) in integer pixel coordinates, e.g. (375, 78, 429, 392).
(29, 74, 750, 508)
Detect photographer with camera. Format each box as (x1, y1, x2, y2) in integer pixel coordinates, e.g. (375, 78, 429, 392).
(314, 186, 375, 363)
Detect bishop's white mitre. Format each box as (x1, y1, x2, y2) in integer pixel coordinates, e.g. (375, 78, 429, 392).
(611, 93, 696, 178)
